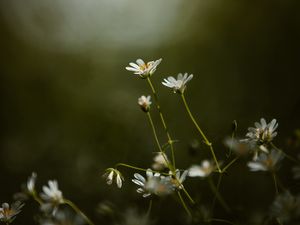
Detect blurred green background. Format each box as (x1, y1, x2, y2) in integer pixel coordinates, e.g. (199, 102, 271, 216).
(0, 0, 300, 224)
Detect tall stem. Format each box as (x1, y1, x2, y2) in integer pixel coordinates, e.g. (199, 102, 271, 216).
(177, 191, 192, 217)
(181, 93, 221, 172)
(208, 177, 230, 212)
(271, 142, 300, 165)
(147, 77, 176, 169)
(64, 199, 95, 225)
(272, 172, 279, 195)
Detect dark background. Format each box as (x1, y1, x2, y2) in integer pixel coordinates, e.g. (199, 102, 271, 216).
(0, 0, 300, 224)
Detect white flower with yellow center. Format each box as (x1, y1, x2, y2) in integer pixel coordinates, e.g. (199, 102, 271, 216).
(162, 73, 193, 94)
(138, 95, 152, 112)
(126, 58, 162, 78)
(0, 202, 24, 223)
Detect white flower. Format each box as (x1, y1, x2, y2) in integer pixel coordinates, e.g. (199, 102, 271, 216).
(132, 169, 174, 198)
(152, 152, 169, 170)
(270, 191, 300, 223)
(125, 58, 162, 78)
(169, 169, 188, 189)
(103, 168, 124, 188)
(138, 95, 152, 112)
(0, 201, 24, 223)
(27, 172, 37, 194)
(40, 180, 64, 204)
(224, 137, 253, 156)
(188, 160, 216, 178)
(243, 118, 278, 145)
(247, 149, 283, 172)
(162, 73, 193, 94)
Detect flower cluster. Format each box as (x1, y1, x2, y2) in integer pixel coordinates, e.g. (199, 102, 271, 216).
(103, 168, 124, 188)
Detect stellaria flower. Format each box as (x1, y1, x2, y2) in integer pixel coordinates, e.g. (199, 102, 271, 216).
(188, 160, 216, 178)
(138, 95, 152, 112)
(27, 172, 37, 194)
(247, 149, 283, 172)
(132, 169, 174, 198)
(152, 152, 169, 170)
(125, 58, 162, 78)
(224, 137, 253, 156)
(103, 168, 124, 188)
(270, 191, 300, 223)
(0, 201, 24, 223)
(242, 118, 278, 146)
(169, 169, 188, 190)
(162, 73, 193, 94)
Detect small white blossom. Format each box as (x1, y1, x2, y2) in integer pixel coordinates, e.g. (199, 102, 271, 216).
(188, 160, 216, 178)
(243, 118, 278, 145)
(169, 169, 188, 189)
(41, 180, 64, 204)
(152, 152, 169, 170)
(0, 201, 24, 223)
(27, 172, 37, 194)
(138, 95, 152, 112)
(162, 73, 193, 94)
(125, 58, 162, 78)
(132, 169, 174, 198)
(247, 149, 283, 172)
(224, 137, 253, 156)
(270, 191, 300, 223)
(103, 168, 124, 188)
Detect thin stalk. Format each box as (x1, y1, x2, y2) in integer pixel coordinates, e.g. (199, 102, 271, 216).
(212, 173, 223, 211)
(115, 163, 170, 176)
(182, 186, 195, 204)
(147, 77, 176, 168)
(177, 191, 192, 217)
(208, 177, 231, 212)
(146, 200, 153, 217)
(64, 199, 95, 225)
(271, 142, 300, 165)
(32, 192, 43, 205)
(181, 93, 221, 172)
(272, 172, 279, 195)
(221, 156, 240, 173)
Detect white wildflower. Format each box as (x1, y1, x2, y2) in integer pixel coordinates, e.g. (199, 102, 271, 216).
(224, 137, 253, 156)
(103, 168, 124, 188)
(0, 201, 24, 223)
(152, 152, 169, 170)
(125, 58, 162, 78)
(40, 180, 64, 204)
(188, 160, 216, 178)
(138, 95, 152, 112)
(162, 73, 193, 94)
(243, 118, 278, 145)
(27, 172, 37, 194)
(247, 149, 283, 172)
(132, 169, 174, 198)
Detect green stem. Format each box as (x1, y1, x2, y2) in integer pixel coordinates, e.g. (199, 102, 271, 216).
(181, 93, 221, 172)
(146, 200, 152, 217)
(272, 172, 279, 195)
(208, 177, 230, 212)
(182, 186, 195, 205)
(32, 192, 43, 205)
(64, 199, 95, 225)
(271, 142, 300, 165)
(177, 191, 192, 217)
(147, 77, 176, 168)
(221, 156, 240, 173)
(115, 163, 170, 176)
(212, 173, 223, 211)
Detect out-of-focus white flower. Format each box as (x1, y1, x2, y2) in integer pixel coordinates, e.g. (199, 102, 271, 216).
(247, 149, 283, 172)
(224, 137, 253, 156)
(126, 58, 162, 78)
(41, 180, 63, 203)
(132, 169, 174, 198)
(0, 201, 24, 223)
(138, 95, 152, 112)
(103, 168, 124, 188)
(152, 152, 169, 170)
(27, 172, 37, 194)
(169, 169, 188, 189)
(188, 160, 216, 178)
(162, 73, 193, 94)
(270, 191, 300, 223)
(242, 118, 278, 145)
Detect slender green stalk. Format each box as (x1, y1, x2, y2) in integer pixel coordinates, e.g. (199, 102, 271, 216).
(115, 163, 170, 176)
(271, 142, 300, 165)
(181, 93, 221, 172)
(146, 200, 153, 217)
(272, 172, 279, 195)
(64, 199, 95, 225)
(32, 192, 43, 205)
(221, 156, 240, 173)
(182, 186, 195, 204)
(177, 191, 192, 217)
(146, 77, 176, 168)
(212, 173, 223, 211)
(208, 177, 230, 212)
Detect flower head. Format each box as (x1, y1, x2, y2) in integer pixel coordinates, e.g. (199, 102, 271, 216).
(103, 168, 124, 188)
(138, 95, 152, 112)
(152, 152, 169, 170)
(270, 191, 300, 223)
(243, 118, 278, 145)
(132, 169, 174, 198)
(0, 201, 24, 223)
(27, 172, 37, 194)
(162, 73, 193, 94)
(169, 169, 188, 190)
(188, 160, 216, 178)
(247, 149, 283, 172)
(41, 180, 64, 204)
(125, 58, 162, 78)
